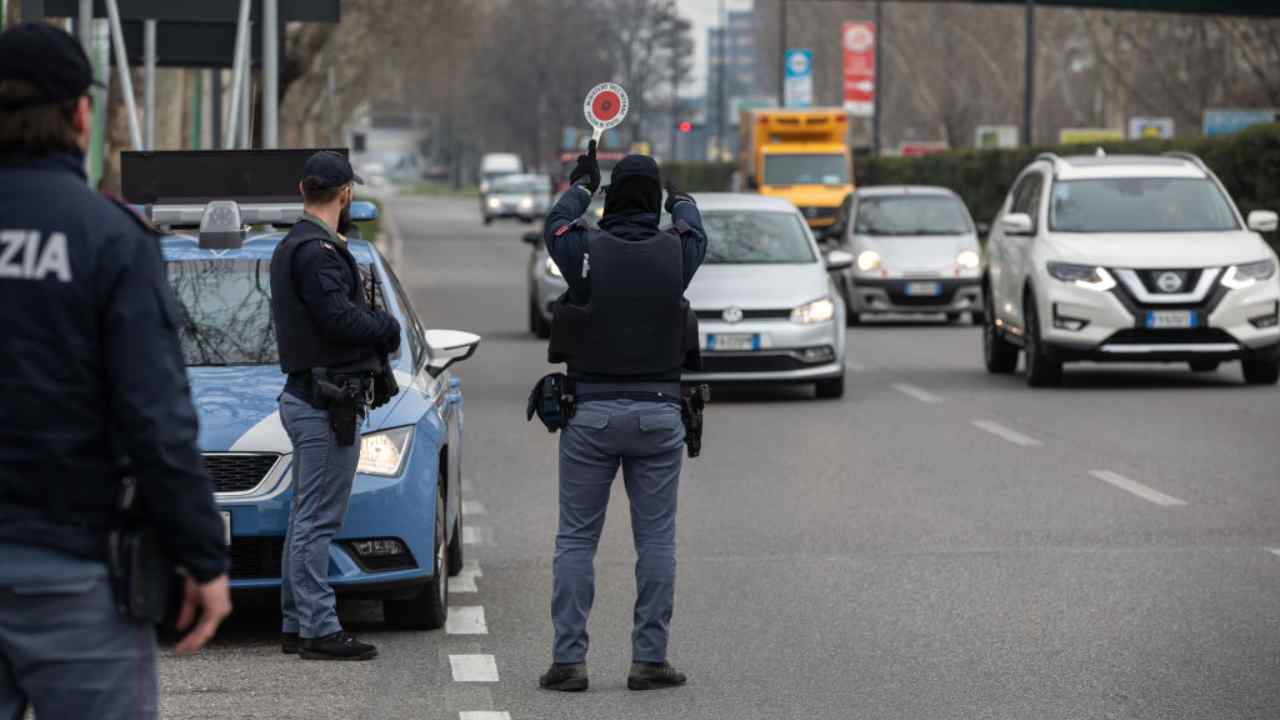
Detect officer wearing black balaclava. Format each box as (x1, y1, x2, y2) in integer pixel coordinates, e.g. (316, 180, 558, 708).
(537, 140, 707, 692)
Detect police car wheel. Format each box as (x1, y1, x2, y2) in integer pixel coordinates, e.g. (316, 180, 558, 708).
(447, 515, 463, 577)
(814, 375, 845, 399)
(382, 492, 448, 630)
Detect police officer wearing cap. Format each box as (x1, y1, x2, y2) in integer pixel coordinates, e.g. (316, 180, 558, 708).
(537, 140, 707, 692)
(0, 23, 231, 718)
(270, 150, 401, 661)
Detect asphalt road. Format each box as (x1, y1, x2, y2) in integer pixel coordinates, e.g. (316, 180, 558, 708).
(161, 194, 1280, 720)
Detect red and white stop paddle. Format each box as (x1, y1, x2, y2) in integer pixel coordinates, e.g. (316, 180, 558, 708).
(583, 82, 629, 144)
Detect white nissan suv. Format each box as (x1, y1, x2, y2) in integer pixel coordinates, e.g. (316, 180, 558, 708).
(983, 151, 1280, 386)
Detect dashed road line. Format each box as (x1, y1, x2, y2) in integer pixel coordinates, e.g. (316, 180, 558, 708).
(1265, 548, 1280, 559)
(450, 572, 479, 593)
(845, 360, 866, 372)
(1089, 469, 1188, 507)
(462, 500, 487, 516)
(446, 606, 488, 635)
(891, 383, 942, 404)
(461, 477, 475, 494)
(972, 420, 1043, 447)
(450, 654, 500, 682)
(462, 559, 483, 577)
(462, 526, 492, 545)
(460, 713, 510, 720)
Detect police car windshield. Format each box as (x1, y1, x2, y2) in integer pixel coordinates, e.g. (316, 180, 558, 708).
(701, 211, 816, 264)
(855, 195, 973, 236)
(1048, 178, 1239, 233)
(166, 259, 278, 366)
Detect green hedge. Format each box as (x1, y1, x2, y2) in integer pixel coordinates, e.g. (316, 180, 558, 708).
(661, 161, 736, 192)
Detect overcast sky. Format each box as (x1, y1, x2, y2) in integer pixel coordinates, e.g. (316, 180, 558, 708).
(679, 0, 756, 96)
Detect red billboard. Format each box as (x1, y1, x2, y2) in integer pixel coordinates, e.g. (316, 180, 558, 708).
(842, 21, 875, 117)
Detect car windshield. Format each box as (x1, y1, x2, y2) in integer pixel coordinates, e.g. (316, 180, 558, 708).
(491, 175, 548, 194)
(702, 210, 815, 264)
(855, 195, 973, 236)
(167, 259, 279, 366)
(763, 154, 848, 186)
(1049, 178, 1239, 232)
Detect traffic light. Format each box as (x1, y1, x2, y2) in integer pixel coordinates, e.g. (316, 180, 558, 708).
(677, 121, 693, 134)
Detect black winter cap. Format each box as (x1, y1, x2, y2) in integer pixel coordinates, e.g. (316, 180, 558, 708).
(605, 154, 662, 217)
(0, 24, 100, 109)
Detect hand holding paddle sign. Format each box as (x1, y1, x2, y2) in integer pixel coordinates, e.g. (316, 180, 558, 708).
(572, 83, 629, 196)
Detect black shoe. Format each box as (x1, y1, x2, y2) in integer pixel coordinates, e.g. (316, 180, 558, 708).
(539, 662, 589, 692)
(299, 631, 378, 661)
(627, 661, 687, 691)
(281, 632, 300, 655)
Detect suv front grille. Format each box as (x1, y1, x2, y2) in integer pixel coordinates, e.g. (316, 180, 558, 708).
(695, 308, 792, 321)
(1104, 327, 1238, 345)
(204, 453, 279, 494)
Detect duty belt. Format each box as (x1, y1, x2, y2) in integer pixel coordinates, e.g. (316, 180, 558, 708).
(574, 381, 682, 407)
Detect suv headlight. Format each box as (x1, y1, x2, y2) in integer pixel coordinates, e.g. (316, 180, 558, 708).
(956, 250, 980, 270)
(357, 426, 413, 477)
(486, 197, 501, 210)
(1047, 262, 1116, 292)
(1221, 259, 1276, 289)
(518, 196, 534, 210)
(856, 250, 881, 272)
(544, 257, 563, 278)
(791, 297, 836, 324)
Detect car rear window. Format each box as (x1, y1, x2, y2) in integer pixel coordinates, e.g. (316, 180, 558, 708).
(701, 211, 816, 264)
(1049, 178, 1239, 232)
(855, 195, 973, 236)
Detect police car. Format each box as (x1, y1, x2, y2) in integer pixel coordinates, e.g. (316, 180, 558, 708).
(131, 150, 481, 630)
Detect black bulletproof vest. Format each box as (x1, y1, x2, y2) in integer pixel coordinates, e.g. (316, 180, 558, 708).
(270, 221, 373, 374)
(548, 229, 700, 376)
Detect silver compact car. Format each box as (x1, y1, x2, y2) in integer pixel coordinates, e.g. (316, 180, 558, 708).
(833, 186, 984, 324)
(684, 193, 851, 398)
(482, 173, 551, 225)
(523, 192, 604, 338)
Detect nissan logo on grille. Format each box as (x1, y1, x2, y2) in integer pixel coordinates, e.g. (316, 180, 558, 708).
(1156, 271, 1185, 293)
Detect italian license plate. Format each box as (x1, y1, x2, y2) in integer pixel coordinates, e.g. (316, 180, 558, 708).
(708, 333, 759, 352)
(220, 511, 231, 545)
(905, 281, 942, 297)
(1145, 310, 1198, 329)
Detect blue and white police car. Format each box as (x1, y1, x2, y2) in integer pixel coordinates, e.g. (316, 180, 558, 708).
(151, 191, 479, 630)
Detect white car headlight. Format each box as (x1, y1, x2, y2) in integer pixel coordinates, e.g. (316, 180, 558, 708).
(544, 257, 563, 278)
(357, 426, 413, 477)
(791, 297, 836, 324)
(956, 249, 981, 270)
(518, 197, 534, 210)
(486, 197, 501, 209)
(1047, 262, 1116, 292)
(1221, 259, 1276, 289)
(856, 250, 881, 272)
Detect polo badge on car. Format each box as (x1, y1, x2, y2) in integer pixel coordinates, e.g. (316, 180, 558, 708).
(1156, 271, 1184, 293)
(722, 306, 744, 324)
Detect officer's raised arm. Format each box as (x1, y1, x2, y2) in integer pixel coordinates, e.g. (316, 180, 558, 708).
(664, 182, 708, 289)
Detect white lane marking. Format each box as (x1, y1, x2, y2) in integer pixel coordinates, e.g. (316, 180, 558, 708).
(1266, 548, 1280, 559)
(450, 654, 499, 682)
(891, 383, 942, 404)
(450, 573, 478, 593)
(462, 559, 483, 578)
(446, 606, 488, 635)
(462, 500, 487, 516)
(845, 360, 866, 372)
(462, 526, 492, 545)
(1089, 470, 1188, 507)
(972, 420, 1043, 447)
(460, 713, 510, 720)
(461, 477, 475, 494)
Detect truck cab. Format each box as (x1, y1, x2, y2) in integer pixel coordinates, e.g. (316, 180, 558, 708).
(739, 108, 854, 238)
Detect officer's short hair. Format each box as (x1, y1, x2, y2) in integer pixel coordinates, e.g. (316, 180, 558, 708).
(0, 79, 81, 156)
(301, 175, 347, 205)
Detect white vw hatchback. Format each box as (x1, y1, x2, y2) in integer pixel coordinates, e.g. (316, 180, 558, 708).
(983, 152, 1280, 386)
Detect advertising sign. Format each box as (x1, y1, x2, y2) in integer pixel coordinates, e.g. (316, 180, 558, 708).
(1059, 127, 1124, 144)
(783, 49, 813, 108)
(1203, 109, 1278, 137)
(1128, 117, 1175, 139)
(975, 125, 1019, 149)
(842, 22, 875, 117)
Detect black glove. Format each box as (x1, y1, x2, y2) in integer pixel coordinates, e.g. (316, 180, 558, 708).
(570, 140, 601, 195)
(664, 182, 695, 214)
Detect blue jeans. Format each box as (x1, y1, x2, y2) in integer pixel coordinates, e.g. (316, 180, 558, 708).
(552, 399, 685, 664)
(278, 391, 361, 639)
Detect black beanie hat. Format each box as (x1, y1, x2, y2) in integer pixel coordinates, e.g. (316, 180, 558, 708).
(604, 154, 662, 217)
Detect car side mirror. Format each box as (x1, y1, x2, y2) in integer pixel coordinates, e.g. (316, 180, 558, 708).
(824, 249, 854, 271)
(350, 200, 379, 222)
(1248, 210, 1278, 233)
(1000, 213, 1034, 236)
(975, 221, 991, 238)
(425, 329, 481, 377)
(522, 231, 541, 245)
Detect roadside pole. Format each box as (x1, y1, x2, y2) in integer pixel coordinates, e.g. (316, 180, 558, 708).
(104, 0, 143, 150)
(223, 0, 251, 149)
(872, 0, 883, 156)
(190, 71, 203, 149)
(262, 0, 279, 148)
(1022, 0, 1035, 146)
(144, 19, 156, 149)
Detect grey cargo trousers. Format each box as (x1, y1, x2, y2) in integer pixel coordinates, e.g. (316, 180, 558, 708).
(552, 398, 685, 664)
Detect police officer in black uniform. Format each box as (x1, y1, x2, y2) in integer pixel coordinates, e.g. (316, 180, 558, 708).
(0, 24, 231, 719)
(538, 141, 707, 692)
(270, 151, 400, 660)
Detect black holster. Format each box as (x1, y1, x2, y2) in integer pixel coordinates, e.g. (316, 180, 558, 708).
(106, 476, 183, 626)
(310, 368, 370, 447)
(680, 384, 709, 458)
(526, 373, 575, 433)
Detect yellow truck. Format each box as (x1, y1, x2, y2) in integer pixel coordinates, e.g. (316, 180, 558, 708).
(738, 108, 854, 237)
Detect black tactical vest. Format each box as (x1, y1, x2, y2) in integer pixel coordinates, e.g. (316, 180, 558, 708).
(548, 228, 701, 376)
(270, 220, 374, 374)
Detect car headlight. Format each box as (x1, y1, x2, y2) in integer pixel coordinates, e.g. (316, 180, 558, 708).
(544, 257, 563, 278)
(1047, 262, 1116, 292)
(486, 197, 501, 209)
(1221, 259, 1276, 289)
(357, 426, 413, 477)
(518, 197, 534, 210)
(956, 250, 981, 270)
(791, 297, 836, 324)
(593, 205, 604, 220)
(856, 250, 881, 272)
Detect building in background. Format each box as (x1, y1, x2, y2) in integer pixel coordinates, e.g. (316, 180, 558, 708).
(706, 9, 769, 161)
(346, 105, 434, 186)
